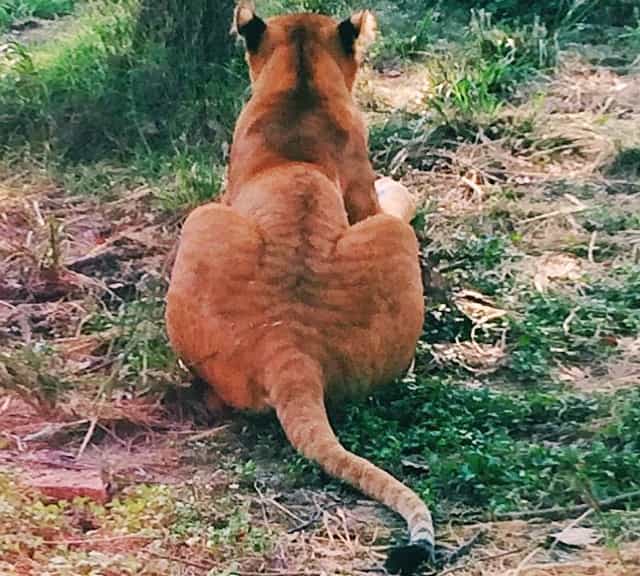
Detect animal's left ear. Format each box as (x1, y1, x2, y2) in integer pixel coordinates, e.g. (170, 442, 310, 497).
(232, 1, 267, 53)
(338, 10, 377, 62)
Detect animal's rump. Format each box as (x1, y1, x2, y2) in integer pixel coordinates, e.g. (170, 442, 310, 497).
(166, 201, 423, 404)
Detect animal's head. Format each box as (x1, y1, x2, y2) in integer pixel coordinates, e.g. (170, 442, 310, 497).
(232, 2, 376, 92)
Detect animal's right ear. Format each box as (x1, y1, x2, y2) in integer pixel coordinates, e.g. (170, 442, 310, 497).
(232, 1, 267, 53)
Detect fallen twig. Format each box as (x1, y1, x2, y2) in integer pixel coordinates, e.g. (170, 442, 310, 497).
(96, 422, 128, 447)
(288, 503, 339, 533)
(562, 307, 580, 336)
(146, 551, 213, 571)
(185, 424, 230, 443)
(588, 231, 597, 263)
(0, 395, 10, 414)
(548, 508, 594, 553)
(459, 176, 485, 201)
(450, 489, 640, 523)
(512, 546, 542, 576)
(22, 419, 90, 443)
(76, 418, 97, 459)
(519, 205, 590, 225)
(443, 529, 486, 566)
(43, 533, 154, 546)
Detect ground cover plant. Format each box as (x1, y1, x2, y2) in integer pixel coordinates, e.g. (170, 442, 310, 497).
(0, 0, 639, 574)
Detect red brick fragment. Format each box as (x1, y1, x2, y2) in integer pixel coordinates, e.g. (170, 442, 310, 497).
(22, 468, 109, 504)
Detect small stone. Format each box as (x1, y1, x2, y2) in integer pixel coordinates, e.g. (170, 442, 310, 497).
(23, 468, 109, 504)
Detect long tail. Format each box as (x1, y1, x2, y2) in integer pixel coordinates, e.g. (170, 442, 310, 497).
(265, 348, 434, 572)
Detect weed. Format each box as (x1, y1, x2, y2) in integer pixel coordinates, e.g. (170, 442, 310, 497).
(0, 475, 178, 575)
(508, 267, 640, 383)
(171, 491, 273, 556)
(596, 510, 640, 545)
(0, 345, 69, 406)
(605, 147, 640, 180)
(262, 0, 352, 15)
(620, 10, 640, 52)
(581, 211, 640, 235)
(82, 282, 177, 395)
(425, 12, 557, 138)
(60, 162, 135, 200)
(470, 10, 558, 77)
(152, 152, 225, 213)
(368, 113, 433, 172)
(234, 459, 258, 487)
(428, 54, 505, 123)
(452, 0, 636, 30)
(371, 9, 440, 62)
(426, 233, 513, 296)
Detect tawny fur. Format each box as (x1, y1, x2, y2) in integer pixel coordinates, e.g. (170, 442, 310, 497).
(166, 5, 434, 563)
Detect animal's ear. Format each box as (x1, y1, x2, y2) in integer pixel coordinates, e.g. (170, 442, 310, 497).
(232, 1, 267, 53)
(338, 10, 377, 61)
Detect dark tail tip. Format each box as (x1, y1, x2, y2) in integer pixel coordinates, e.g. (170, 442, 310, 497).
(384, 539, 436, 575)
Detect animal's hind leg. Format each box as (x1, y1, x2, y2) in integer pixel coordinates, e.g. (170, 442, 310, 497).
(166, 203, 264, 378)
(337, 214, 423, 305)
(336, 212, 423, 390)
(205, 387, 229, 418)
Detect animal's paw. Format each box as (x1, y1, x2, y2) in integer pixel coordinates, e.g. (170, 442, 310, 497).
(384, 539, 435, 575)
(205, 388, 228, 418)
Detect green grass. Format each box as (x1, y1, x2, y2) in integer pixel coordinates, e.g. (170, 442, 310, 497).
(240, 371, 640, 518)
(582, 211, 640, 235)
(0, 469, 275, 575)
(0, 344, 70, 406)
(0, 0, 243, 209)
(171, 492, 273, 555)
(339, 381, 640, 514)
(420, 11, 558, 141)
(0, 475, 171, 566)
(1, 0, 632, 205)
(506, 266, 640, 377)
(0, 0, 75, 31)
(605, 147, 640, 181)
(366, 11, 562, 159)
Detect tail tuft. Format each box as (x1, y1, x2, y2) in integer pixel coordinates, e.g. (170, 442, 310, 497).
(385, 540, 436, 575)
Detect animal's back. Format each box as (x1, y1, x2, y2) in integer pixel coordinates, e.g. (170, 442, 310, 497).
(166, 163, 423, 409)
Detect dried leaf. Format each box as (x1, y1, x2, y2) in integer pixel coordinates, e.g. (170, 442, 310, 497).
(551, 526, 600, 548)
(454, 289, 508, 325)
(401, 459, 430, 474)
(431, 341, 507, 373)
(533, 253, 582, 293)
(54, 329, 119, 362)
